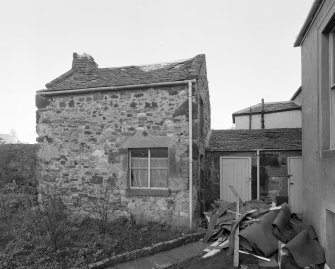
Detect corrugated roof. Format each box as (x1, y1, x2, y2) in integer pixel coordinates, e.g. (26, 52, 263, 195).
(208, 128, 302, 151)
(42, 54, 206, 91)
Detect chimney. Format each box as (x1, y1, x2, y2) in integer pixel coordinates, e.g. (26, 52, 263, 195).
(72, 52, 98, 73)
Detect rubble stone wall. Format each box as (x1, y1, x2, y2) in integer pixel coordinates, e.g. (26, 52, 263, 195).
(196, 61, 211, 217)
(36, 84, 203, 226)
(260, 151, 301, 204)
(0, 144, 38, 187)
(203, 150, 301, 211)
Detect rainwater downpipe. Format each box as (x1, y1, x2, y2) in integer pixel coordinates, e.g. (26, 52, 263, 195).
(256, 150, 260, 199)
(188, 80, 193, 229)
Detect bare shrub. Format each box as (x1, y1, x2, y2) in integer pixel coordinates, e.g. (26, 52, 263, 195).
(36, 195, 70, 250)
(90, 190, 117, 234)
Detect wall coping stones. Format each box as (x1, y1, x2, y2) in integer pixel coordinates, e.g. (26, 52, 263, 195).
(88, 231, 205, 269)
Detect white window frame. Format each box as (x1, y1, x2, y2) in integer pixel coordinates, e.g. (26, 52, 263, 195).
(129, 148, 169, 190)
(330, 27, 335, 149)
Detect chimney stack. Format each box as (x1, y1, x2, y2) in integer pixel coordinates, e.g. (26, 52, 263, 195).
(72, 52, 98, 73)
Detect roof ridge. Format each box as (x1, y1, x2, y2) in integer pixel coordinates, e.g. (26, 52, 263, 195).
(44, 54, 206, 91)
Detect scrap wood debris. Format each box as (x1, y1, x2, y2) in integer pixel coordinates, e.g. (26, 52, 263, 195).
(201, 199, 326, 267)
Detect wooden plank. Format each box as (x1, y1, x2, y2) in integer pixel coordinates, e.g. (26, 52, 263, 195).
(239, 250, 270, 262)
(233, 195, 239, 267)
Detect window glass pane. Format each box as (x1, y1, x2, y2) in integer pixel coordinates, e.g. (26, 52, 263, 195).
(151, 148, 168, 158)
(332, 32, 335, 85)
(130, 149, 149, 187)
(131, 149, 148, 158)
(131, 169, 148, 187)
(331, 90, 335, 148)
(131, 157, 148, 168)
(150, 158, 168, 168)
(151, 169, 168, 188)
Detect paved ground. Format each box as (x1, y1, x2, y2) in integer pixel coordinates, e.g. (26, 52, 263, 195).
(107, 241, 277, 269)
(108, 241, 207, 269)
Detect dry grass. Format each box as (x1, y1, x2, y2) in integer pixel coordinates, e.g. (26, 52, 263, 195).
(0, 183, 190, 269)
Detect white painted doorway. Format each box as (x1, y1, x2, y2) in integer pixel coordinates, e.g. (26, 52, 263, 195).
(288, 157, 303, 214)
(220, 157, 251, 202)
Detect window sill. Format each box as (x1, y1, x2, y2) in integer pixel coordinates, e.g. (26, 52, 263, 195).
(127, 188, 171, 197)
(321, 149, 335, 159)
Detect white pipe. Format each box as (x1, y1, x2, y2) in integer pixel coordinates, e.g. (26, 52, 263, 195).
(256, 150, 260, 199)
(188, 80, 193, 229)
(37, 79, 196, 96)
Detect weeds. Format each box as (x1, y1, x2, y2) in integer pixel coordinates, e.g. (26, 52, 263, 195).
(0, 182, 192, 268)
(37, 195, 70, 250)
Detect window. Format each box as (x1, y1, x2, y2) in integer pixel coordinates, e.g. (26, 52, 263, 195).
(129, 148, 168, 189)
(329, 27, 335, 149)
(320, 24, 335, 157)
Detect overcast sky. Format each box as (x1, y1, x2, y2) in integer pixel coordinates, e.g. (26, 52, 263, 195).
(0, 0, 313, 143)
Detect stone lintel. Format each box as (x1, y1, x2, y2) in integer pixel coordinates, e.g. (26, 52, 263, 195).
(121, 136, 172, 149)
(127, 188, 170, 197)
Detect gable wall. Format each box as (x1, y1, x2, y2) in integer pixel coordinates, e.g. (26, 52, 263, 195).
(36, 84, 199, 226)
(300, 0, 335, 264)
(234, 110, 302, 129)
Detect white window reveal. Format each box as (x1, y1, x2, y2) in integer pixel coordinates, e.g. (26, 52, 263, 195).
(329, 26, 335, 149)
(130, 148, 168, 189)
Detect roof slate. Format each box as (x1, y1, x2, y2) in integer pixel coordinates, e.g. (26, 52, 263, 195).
(43, 54, 205, 91)
(208, 128, 302, 151)
(232, 101, 301, 120)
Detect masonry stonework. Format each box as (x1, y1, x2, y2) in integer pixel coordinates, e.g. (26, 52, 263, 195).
(36, 53, 210, 226)
(0, 144, 38, 187)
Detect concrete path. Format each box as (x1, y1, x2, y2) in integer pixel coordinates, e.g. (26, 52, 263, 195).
(106, 241, 207, 269)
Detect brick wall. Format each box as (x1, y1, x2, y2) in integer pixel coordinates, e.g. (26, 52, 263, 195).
(0, 144, 38, 187)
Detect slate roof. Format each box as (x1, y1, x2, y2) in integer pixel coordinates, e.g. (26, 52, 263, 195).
(42, 53, 206, 92)
(290, 86, 302, 101)
(232, 101, 301, 123)
(207, 128, 302, 151)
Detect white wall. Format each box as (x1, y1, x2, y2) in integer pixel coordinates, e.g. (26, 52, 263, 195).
(234, 110, 301, 129)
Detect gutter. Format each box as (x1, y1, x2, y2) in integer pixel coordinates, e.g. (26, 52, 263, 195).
(36, 80, 197, 96)
(208, 148, 302, 152)
(232, 106, 302, 119)
(294, 0, 324, 47)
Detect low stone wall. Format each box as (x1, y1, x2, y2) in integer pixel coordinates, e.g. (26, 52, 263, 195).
(0, 144, 38, 187)
(88, 231, 205, 269)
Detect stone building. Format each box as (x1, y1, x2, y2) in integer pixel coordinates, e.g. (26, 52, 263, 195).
(203, 89, 302, 214)
(204, 129, 302, 211)
(35, 53, 210, 226)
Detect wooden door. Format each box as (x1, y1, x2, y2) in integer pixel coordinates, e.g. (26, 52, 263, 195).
(220, 157, 251, 202)
(288, 157, 303, 214)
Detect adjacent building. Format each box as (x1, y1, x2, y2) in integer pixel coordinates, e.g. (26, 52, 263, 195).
(294, 0, 335, 266)
(35, 53, 210, 226)
(0, 129, 18, 144)
(202, 89, 302, 214)
(232, 88, 302, 130)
